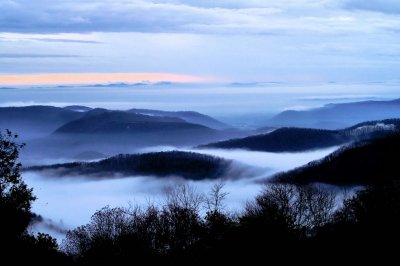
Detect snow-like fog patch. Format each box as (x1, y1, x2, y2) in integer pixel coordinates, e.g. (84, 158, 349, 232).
(189, 147, 339, 173)
(23, 146, 339, 242)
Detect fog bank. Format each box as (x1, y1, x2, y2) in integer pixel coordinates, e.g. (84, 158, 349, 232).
(24, 147, 338, 242)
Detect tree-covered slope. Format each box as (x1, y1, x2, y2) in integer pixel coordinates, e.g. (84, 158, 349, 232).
(26, 151, 231, 180)
(272, 133, 400, 186)
(201, 119, 400, 152)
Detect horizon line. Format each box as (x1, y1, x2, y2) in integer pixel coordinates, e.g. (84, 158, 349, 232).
(0, 73, 217, 86)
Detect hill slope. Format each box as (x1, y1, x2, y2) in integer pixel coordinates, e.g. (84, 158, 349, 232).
(200, 119, 400, 152)
(51, 109, 221, 146)
(268, 98, 400, 129)
(128, 108, 229, 129)
(18, 108, 244, 161)
(0, 106, 84, 139)
(63, 105, 93, 112)
(272, 133, 400, 186)
(26, 151, 231, 180)
(54, 109, 192, 134)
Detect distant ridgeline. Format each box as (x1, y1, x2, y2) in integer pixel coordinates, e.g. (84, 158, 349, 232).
(0, 106, 244, 159)
(200, 119, 400, 152)
(25, 151, 231, 180)
(0, 105, 229, 136)
(272, 133, 400, 186)
(267, 98, 400, 129)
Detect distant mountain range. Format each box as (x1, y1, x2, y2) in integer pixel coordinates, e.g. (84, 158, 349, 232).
(47, 109, 231, 152)
(25, 151, 231, 180)
(3, 98, 400, 161)
(55, 109, 194, 134)
(63, 105, 93, 112)
(272, 133, 400, 186)
(0, 106, 85, 139)
(0, 105, 242, 161)
(128, 108, 229, 130)
(53, 82, 176, 88)
(0, 105, 231, 138)
(268, 98, 400, 129)
(200, 119, 400, 152)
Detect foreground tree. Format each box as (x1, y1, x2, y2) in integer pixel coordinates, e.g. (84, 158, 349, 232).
(0, 130, 68, 263)
(0, 130, 35, 242)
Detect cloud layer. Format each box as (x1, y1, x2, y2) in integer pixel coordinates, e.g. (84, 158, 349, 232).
(0, 0, 398, 35)
(0, 73, 210, 85)
(344, 0, 400, 14)
(0, 53, 80, 58)
(1, 0, 399, 82)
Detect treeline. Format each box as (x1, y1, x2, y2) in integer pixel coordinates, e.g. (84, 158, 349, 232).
(201, 127, 348, 152)
(201, 119, 400, 152)
(273, 133, 400, 185)
(27, 151, 231, 180)
(60, 181, 400, 263)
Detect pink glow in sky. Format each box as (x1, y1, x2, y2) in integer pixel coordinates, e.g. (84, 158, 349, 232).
(0, 73, 212, 86)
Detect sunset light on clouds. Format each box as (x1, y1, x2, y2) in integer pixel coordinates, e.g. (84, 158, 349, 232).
(0, 73, 211, 86)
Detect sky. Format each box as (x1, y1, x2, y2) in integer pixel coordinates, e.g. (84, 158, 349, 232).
(1, 0, 400, 84)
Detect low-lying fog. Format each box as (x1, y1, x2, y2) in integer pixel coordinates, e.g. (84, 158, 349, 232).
(24, 147, 338, 242)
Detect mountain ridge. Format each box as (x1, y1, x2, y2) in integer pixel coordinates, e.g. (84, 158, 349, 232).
(272, 133, 400, 186)
(268, 98, 400, 129)
(200, 119, 400, 152)
(128, 108, 229, 130)
(0, 106, 85, 139)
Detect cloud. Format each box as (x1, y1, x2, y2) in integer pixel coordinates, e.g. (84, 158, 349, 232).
(1, 1, 399, 83)
(0, 32, 102, 44)
(30, 38, 102, 44)
(343, 0, 400, 14)
(0, 53, 81, 58)
(299, 95, 382, 102)
(0, 0, 387, 35)
(0, 73, 212, 85)
(0, 0, 276, 34)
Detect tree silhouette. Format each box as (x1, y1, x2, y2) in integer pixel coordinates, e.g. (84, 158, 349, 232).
(0, 130, 35, 242)
(0, 130, 69, 263)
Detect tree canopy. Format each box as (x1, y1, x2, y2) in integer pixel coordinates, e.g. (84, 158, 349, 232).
(0, 130, 35, 240)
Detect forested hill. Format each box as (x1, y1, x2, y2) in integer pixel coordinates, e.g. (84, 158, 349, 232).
(128, 108, 229, 130)
(53, 109, 192, 134)
(200, 119, 400, 152)
(201, 127, 347, 152)
(272, 133, 400, 186)
(26, 151, 231, 180)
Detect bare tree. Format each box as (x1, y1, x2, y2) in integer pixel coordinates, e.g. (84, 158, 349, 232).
(205, 182, 229, 213)
(161, 184, 204, 252)
(164, 183, 204, 211)
(62, 206, 131, 257)
(296, 185, 335, 231)
(248, 183, 335, 235)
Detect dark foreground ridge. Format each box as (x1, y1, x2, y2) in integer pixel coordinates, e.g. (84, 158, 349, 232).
(273, 132, 400, 186)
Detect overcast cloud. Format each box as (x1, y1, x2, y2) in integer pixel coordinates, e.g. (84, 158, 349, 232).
(0, 0, 399, 82)
(1, 0, 399, 34)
